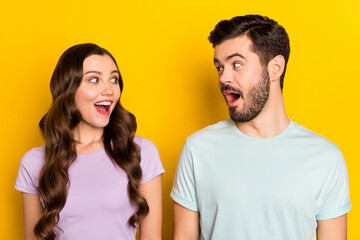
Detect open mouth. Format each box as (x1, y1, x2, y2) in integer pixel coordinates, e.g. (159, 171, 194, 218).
(94, 101, 112, 114)
(223, 90, 241, 106)
(221, 85, 243, 106)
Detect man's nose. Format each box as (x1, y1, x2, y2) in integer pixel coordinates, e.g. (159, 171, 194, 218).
(219, 67, 233, 85)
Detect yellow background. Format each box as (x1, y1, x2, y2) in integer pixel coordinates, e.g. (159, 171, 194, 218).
(1, 0, 359, 239)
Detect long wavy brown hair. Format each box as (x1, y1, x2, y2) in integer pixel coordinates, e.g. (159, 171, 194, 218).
(34, 43, 149, 239)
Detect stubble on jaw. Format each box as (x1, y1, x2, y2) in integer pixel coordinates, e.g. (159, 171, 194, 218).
(228, 69, 270, 123)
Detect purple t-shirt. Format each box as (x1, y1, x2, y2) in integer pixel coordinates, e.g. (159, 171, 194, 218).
(15, 136, 165, 240)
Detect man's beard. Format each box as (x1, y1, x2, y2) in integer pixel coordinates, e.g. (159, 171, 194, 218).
(228, 69, 270, 123)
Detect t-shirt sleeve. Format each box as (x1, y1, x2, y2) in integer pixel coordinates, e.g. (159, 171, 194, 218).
(316, 149, 352, 220)
(139, 137, 165, 184)
(15, 149, 43, 195)
(170, 140, 198, 212)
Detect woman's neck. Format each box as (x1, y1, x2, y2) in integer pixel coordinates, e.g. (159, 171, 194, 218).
(73, 122, 104, 154)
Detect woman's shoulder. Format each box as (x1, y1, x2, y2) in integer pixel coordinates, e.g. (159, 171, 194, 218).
(134, 136, 164, 183)
(134, 136, 158, 152)
(134, 136, 160, 162)
(19, 146, 45, 174)
(20, 146, 45, 165)
(15, 146, 45, 194)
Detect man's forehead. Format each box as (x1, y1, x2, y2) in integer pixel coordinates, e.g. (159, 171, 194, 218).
(214, 35, 253, 60)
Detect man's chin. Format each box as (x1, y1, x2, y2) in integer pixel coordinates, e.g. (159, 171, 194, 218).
(229, 107, 259, 123)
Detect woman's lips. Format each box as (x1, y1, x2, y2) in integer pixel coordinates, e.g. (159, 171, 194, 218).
(94, 100, 112, 115)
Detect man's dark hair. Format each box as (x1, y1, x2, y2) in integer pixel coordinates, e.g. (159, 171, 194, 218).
(208, 15, 290, 90)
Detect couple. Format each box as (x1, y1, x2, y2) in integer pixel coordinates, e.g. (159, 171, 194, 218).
(15, 15, 351, 240)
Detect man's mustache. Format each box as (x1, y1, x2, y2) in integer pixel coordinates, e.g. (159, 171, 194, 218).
(220, 84, 244, 99)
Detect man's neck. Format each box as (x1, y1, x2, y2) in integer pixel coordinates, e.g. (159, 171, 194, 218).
(235, 95, 290, 139)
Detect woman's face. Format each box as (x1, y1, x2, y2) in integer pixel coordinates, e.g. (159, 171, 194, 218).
(74, 54, 121, 130)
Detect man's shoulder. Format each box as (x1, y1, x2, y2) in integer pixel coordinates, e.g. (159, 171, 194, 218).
(186, 119, 233, 144)
(291, 121, 340, 153)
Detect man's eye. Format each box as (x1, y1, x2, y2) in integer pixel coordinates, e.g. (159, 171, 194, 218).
(233, 62, 242, 68)
(216, 66, 224, 72)
(89, 77, 98, 83)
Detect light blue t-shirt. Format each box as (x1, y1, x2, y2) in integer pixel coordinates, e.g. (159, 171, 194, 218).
(171, 120, 351, 240)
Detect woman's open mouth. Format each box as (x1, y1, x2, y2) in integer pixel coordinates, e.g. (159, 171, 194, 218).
(94, 101, 112, 115)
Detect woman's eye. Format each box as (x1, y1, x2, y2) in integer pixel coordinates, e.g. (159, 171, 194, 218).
(234, 62, 242, 68)
(110, 77, 118, 83)
(89, 77, 98, 83)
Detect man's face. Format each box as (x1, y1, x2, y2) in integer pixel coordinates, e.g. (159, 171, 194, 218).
(214, 35, 270, 122)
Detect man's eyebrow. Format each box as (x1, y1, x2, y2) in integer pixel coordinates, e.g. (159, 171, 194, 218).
(226, 53, 246, 61)
(213, 58, 220, 64)
(213, 53, 246, 64)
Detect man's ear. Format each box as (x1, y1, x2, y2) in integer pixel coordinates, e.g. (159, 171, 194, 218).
(268, 55, 285, 82)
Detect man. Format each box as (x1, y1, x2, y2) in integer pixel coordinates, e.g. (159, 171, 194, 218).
(171, 15, 351, 240)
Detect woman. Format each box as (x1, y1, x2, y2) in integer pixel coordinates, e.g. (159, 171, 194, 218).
(15, 43, 164, 240)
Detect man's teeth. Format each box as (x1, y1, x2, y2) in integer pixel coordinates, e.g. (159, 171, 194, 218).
(94, 101, 111, 106)
(224, 90, 235, 95)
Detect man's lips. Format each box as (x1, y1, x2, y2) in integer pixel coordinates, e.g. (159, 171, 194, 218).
(221, 85, 243, 107)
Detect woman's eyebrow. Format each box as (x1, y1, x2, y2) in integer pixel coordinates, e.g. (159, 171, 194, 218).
(84, 70, 102, 75)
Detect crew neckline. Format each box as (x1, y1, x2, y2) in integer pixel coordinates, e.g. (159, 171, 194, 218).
(229, 119, 296, 143)
(77, 146, 105, 156)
